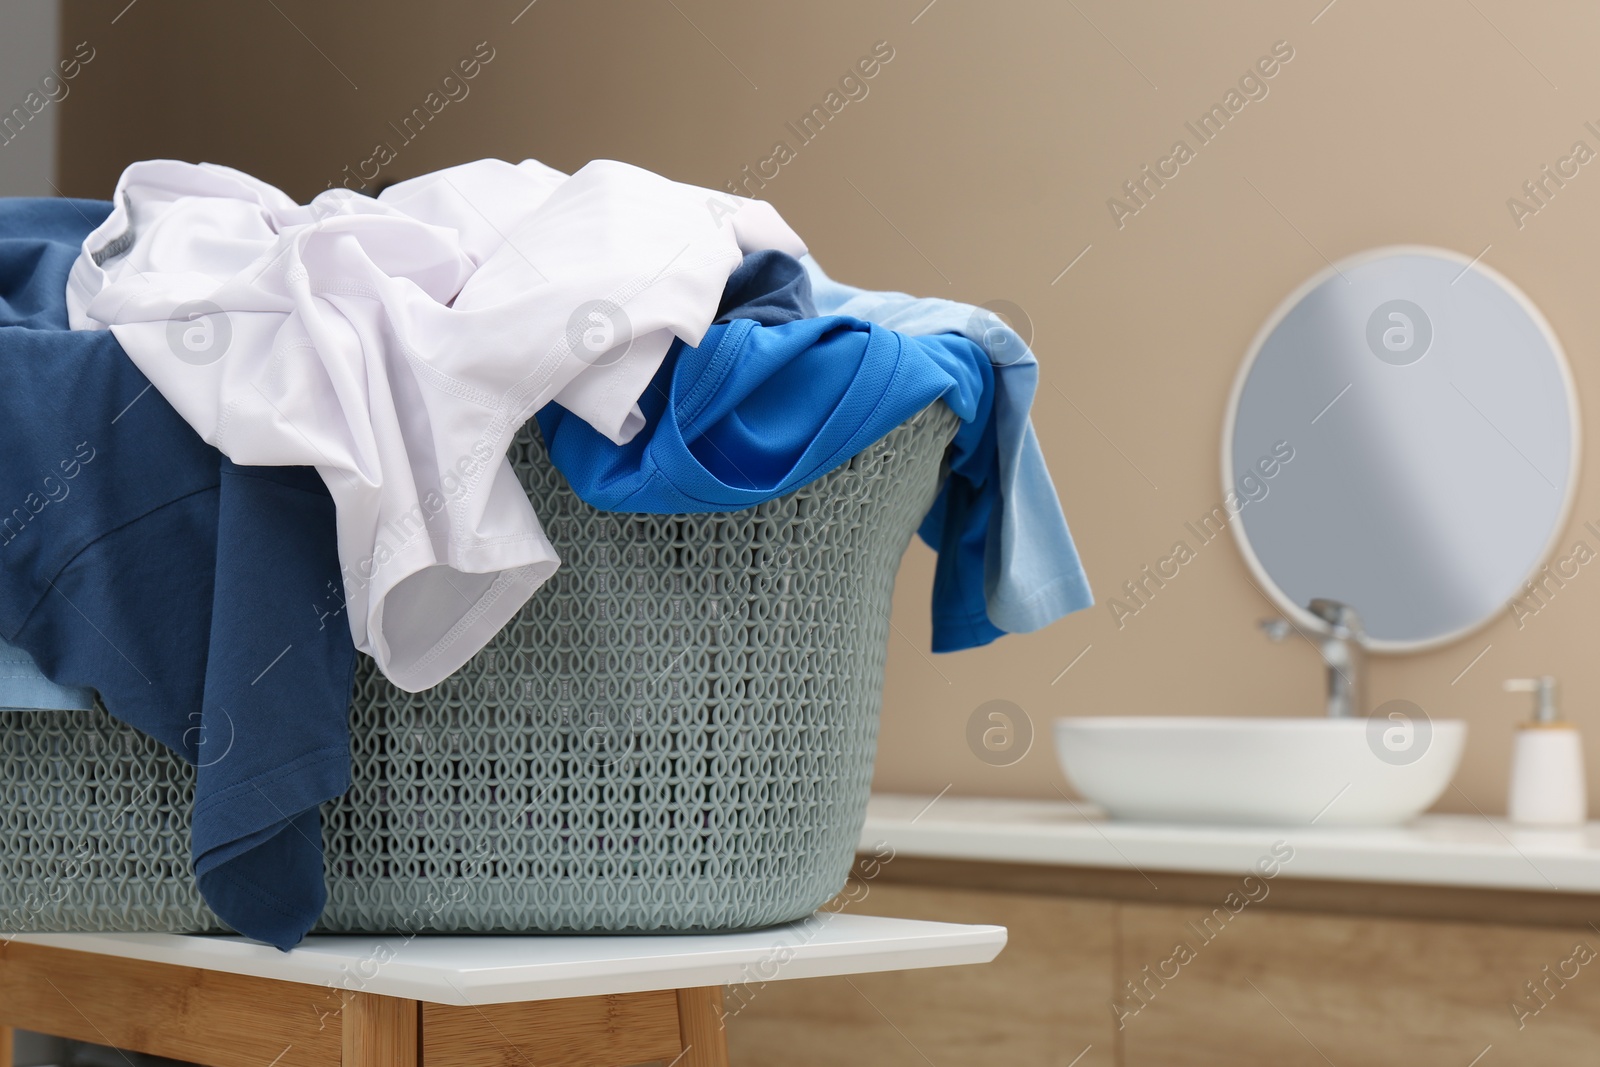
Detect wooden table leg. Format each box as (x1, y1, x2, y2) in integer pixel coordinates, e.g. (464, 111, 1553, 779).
(424, 991, 684, 1065)
(676, 987, 729, 1067)
(341, 992, 418, 1067)
(0, 941, 344, 1066)
(0, 1023, 13, 1067)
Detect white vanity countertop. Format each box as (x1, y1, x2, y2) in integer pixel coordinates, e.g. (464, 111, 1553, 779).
(6, 913, 1005, 1005)
(862, 794, 1600, 894)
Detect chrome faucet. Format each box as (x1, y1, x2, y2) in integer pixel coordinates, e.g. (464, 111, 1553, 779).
(1259, 598, 1367, 719)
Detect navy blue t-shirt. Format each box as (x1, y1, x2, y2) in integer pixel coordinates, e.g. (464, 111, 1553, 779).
(0, 198, 355, 949)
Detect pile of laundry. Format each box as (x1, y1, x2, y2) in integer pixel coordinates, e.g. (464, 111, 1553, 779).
(0, 157, 1091, 948)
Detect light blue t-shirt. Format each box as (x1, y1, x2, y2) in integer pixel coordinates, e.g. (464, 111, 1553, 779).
(801, 256, 1093, 647)
(0, 636, 96, 711)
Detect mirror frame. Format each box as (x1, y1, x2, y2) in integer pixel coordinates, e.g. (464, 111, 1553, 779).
(1220, 244, 1582, 654)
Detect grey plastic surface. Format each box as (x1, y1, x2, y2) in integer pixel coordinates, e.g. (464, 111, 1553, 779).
(0, 405, 957, 936)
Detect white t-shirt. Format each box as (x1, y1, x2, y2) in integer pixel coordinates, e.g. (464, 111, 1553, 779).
(67, 158, 805, 691)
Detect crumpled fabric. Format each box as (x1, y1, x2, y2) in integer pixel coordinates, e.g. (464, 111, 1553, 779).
(67, 158, 806, 690)
(539, 250, 1093, 651)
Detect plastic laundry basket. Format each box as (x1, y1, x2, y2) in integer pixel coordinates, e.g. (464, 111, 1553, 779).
(0, 403, 959, 936)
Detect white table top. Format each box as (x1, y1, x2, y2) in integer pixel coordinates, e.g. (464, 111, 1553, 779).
(6, 912, 1005, 1006)
(862, 793, 1600, 895)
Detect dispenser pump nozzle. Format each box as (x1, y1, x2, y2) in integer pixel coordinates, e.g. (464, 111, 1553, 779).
(1505, 676, 1560, 724)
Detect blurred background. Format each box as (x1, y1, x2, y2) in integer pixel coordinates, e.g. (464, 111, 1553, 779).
(13, 1, 1600, 1063)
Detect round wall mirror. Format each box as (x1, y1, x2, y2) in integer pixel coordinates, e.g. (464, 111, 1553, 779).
(1222, 246, 1580, 652)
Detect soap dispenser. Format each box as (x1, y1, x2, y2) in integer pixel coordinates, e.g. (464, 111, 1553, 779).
(1505, 677, 1588, 826)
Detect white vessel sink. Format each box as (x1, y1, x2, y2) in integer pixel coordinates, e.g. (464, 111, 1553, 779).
(1054, 716, 1467, 826)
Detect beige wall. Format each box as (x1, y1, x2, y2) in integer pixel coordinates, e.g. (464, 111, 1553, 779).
(56, 0, 1600, 814)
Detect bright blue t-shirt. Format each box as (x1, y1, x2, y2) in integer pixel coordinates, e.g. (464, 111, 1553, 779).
(539, 251, 1091, 650)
